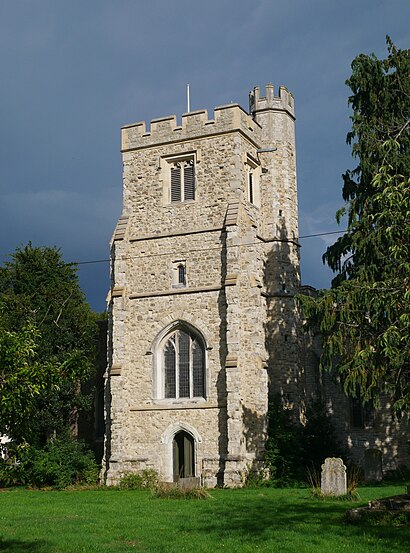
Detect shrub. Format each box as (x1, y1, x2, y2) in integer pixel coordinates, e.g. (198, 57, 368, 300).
(22, 436, 100, 489)
(0, 442, 32, 487)
(265, 397, 344, 486)
(265, 399, 302, 486)
(299, 399, 344, 472)
(119, 469, 159, 490)
(0, 456, 19, 487)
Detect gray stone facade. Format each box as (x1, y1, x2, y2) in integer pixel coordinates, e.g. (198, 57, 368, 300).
(103, 84, 409, 487)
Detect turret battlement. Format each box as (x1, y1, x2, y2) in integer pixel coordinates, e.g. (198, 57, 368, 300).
(249, 84, 295, 119)
(121, 103, 261, 152)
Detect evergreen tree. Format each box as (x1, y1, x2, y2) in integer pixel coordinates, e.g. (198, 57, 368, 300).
(301, 38, 409, 413)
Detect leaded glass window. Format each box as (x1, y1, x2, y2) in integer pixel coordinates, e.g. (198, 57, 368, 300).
(163, 329, 205, 399)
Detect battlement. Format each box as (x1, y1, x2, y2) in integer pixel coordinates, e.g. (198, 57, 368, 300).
(249, 84, 295, 118)
(121, 103, 261, 152)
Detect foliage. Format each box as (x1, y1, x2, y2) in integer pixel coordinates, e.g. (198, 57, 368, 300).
(299, 399, 344, 471)
(0, 325, 60, 441)
(265, 397, 343, 486)
(265, 399, 302, 485)
(0, 435, 100, 489)
(0, 243, 100, 443)
(119, 469, 159, 490)
(300, 38, 410, 413)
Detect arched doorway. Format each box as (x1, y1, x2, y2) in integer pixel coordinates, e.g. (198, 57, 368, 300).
(173, 431, 195, 481)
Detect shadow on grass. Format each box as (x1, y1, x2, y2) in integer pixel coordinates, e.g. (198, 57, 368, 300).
(0, 537, 51, 552)
(174, 490, 409, 551)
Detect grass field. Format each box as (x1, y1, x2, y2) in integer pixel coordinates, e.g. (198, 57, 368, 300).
(0, 485, 408, 553)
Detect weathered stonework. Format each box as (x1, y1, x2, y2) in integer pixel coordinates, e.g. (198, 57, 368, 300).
(103, 84, 300, 487)
(103, 84, 409, 487)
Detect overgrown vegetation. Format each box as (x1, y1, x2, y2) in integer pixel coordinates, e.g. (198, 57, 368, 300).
(118, 470, 210, 499)
(264, 397, 344, 486)
(0, 435, 100, 489)
(119, 469, 159, 490)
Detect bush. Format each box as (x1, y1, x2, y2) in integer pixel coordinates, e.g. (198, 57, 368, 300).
(265, 399, 303, 486)
(119, 469, 159, 490)
(9, 436, 100, 489)
(0, 442, 31, 487)
(299, 398, 344, 472)
(265, 397, 344, 486)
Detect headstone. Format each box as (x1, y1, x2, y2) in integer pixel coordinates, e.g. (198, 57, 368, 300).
(364, 449, 383, 482)
(321, 457, 347, 496)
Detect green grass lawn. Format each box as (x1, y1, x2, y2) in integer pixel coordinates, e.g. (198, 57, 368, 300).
(0, 485, 408, 553)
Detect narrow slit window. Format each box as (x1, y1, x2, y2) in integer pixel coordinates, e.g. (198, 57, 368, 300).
(178, 264, 186, 285)
(249, 172, 254, 204)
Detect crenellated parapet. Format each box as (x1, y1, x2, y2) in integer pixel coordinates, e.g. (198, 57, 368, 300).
(249, 84, 295, 119)
(121, 104, 262, 151)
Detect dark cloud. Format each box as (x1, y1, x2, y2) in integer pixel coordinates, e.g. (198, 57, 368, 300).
(0, 1, 408, 310)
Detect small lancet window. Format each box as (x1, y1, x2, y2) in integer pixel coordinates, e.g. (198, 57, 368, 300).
(172, 260, 187, 287)
(178, 264, 186, 285)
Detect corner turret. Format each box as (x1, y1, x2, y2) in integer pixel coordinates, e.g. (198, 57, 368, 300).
(249, 84, 295, 119)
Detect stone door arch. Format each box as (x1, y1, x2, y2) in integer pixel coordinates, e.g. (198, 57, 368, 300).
(173, 430, 195, 481)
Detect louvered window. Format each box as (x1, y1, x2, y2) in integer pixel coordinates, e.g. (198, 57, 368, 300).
(183, 160, 195, 200)
(163, 329, 205, 399)
(171, 165, 182, 202)
(169, 157, 195, 203)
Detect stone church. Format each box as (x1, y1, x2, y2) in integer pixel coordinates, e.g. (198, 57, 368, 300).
(102, 84, 409, 486)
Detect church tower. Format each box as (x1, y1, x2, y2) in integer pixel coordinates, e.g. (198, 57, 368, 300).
(104, 84, 301, 486)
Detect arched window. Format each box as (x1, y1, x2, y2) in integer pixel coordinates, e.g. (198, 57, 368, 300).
(162, 328, 205, 399)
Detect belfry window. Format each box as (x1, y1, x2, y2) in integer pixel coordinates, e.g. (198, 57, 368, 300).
(170, 158, 195, 202)
(163, 329, 205, 399)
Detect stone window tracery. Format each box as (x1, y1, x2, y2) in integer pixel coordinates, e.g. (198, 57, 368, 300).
(163, 329, 205, 399)
(154, 325, 206, 401)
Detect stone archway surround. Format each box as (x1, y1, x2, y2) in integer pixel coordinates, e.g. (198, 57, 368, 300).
(160, 422, 203, 482)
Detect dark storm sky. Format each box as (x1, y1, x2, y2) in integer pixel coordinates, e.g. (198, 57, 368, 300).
(0, 0, 408, 311)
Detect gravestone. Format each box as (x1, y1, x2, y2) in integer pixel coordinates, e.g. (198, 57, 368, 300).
(364, 449, 382, 482)
(321, 457, 347, 496)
